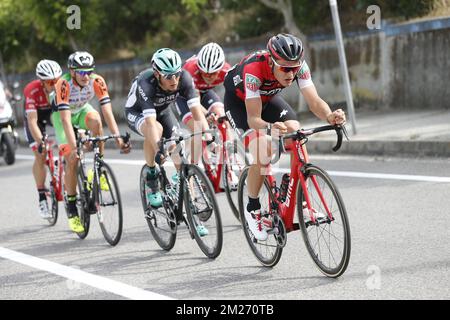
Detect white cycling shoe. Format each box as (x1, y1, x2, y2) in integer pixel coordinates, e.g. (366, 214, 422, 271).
(38, 200, 52, 219)
(244, 208, 268, 241)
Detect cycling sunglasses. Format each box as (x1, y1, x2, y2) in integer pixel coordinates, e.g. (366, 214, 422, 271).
(75, 69, 94, 77)
(271, 57, 302, 74)
(161, 70, 182, 80)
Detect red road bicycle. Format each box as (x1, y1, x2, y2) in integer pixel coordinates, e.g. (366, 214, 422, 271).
(238, 125, 351, 277)
(41, 133, 65, 226)
(202, 113, 249, 221)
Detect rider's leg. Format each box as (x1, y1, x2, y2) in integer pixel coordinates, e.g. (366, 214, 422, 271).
(140, 116, 164, 207)
(247, 134, 272, 197)
(84, 111, 104, 154)
(183, 106, 209, 165)
(51, 111, 78, 214)
(140, 117, 163, 167)
(33, 149, 47, 194)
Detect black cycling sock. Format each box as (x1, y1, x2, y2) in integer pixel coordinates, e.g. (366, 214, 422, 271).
(247, 197, 261, 212)
(67, 194, 78, 218)
(38, 188, 47, 202)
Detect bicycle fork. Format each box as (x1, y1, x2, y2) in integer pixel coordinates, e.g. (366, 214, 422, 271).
(299, 167, 334, 226)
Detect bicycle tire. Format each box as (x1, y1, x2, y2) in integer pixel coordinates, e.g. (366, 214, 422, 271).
(183, 164, 223, 259)
(238, 166, 283, 267)
(47, 178, 58, 226)
(297, 165, 351, 278)
(223, 140, 249, 222)
(139, 165, 176, 251)
(75, 164, 90, 239)
(95, 162, 123, 246)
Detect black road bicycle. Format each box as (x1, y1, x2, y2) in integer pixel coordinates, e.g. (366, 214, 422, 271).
(140, 130, 223, 258)
(74, 130, 130, 246)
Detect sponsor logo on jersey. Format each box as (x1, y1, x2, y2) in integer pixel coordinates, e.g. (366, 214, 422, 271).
(245, 74, 261, 92)
(138, 85, 148, 101)
(259, 88, 282, 96)
(60, 81, 68, 101)
(233, 75, 242, 86)
(127, 113, 137, 122)
(299, 63, 310, 80)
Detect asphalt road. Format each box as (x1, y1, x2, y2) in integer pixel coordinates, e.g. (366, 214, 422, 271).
(1, 148, 449, 300)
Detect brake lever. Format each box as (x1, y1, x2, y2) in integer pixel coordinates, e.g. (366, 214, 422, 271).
(341, 124, 350, 141)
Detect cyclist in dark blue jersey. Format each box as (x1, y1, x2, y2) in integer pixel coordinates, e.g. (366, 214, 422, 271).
(125, 48, 210, 208)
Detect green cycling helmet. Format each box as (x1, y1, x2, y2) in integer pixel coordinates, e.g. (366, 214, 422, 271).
(151, 48, 182, 75)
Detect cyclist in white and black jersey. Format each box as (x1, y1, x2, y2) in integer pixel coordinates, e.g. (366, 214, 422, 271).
(125, 48, 210, 208)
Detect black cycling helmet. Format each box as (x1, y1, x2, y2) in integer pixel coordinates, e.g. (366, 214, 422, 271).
(267, 33, 304, 62)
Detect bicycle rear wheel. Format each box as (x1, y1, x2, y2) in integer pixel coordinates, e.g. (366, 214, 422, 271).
(223, 140, 248, 222)
(75, 164, 91, 239)
(297, 165, 351, 278)
(238, 167, 282, 267)
(95, 162, 123, 246)
(184, 164, 223, 259)
(140, 165, 176, 251)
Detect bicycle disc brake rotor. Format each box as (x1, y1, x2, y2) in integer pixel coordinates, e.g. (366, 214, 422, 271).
(272, 214, 287, 248)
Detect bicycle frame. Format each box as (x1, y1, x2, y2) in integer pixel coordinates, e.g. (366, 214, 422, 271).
(78, 137, 118, 209)
(158, 131, 215, 224)
(202, 116, 230, 192)
(45, 138, 64, 202)
(266, 139, 334, 232)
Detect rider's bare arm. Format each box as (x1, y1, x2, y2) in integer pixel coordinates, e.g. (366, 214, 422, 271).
(27, 111, 44, 146)
(245, 97, 286, 133)
(301, 85, 345, 124)
(190, 103, 210, 132)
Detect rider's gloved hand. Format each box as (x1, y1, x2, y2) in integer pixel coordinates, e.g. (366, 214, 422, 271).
(116, 137, 131, 154)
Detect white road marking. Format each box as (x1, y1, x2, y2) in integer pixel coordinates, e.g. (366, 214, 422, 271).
(15, 154, 450, 183)
(0, 247, 173, 300)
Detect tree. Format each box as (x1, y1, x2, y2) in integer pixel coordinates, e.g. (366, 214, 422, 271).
(259, 0, 302, 36)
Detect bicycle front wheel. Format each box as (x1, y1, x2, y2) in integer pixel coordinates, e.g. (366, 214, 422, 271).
(184, 164, 223, 259)
(238, 167, 282, 267)
(94, 162, 123, 246)
(223, 140, 249, 222)
(140, 165, 176, 251)
(297, 165, 351, 278)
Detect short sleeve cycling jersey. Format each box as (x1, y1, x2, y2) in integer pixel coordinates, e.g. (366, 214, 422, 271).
(183, 56, 231, 93)
(54, 73, 111, 113)
(125, 68, 200, 119)
(227, 50, 313, 104)
(23, 80, 51, 115)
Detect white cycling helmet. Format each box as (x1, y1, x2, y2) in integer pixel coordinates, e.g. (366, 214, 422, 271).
(197, 42, 225, 74)
(67, 51, 95, 70)
(36, 59, 62, 80)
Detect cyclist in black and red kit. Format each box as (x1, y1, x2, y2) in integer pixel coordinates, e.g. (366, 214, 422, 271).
(224, 33, 346, 241)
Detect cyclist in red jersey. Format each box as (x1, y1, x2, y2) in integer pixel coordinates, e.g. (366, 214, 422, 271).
(224, 33, 346, 241)
(23, 60, 62, 219)
(181, 42, 231, 126)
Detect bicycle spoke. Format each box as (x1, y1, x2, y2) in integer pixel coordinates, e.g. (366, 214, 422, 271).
(299, 165, 351, 277)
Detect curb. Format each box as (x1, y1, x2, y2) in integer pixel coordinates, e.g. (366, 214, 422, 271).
(18, 137, 450, 158)
(307, 140, 450, 158)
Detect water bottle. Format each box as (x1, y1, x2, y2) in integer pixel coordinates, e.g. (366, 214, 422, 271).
(279, 173, 290, 201)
